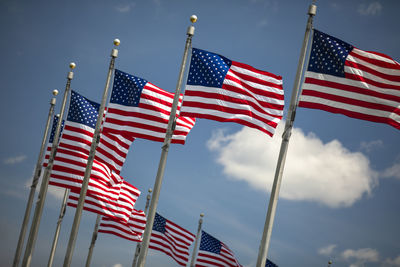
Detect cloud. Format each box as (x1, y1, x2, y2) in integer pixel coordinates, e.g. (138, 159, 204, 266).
(318, 244, 337, 256)
(357, 2, 382, 16)
(3, 155, 27, 165)
(382, 161, 400, 180)
(341, 248, 379, 266)
(207, 124, 378, 208)
(112, 264, 123, 267)
(115, 2, 136, 13)
(383, 255, 400, 266)
(359, 139, 383, 153)
(24, 172, 66, 200)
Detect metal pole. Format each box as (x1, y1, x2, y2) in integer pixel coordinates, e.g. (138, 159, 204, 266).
(47, 189, 70, 267)
(189, 213, 204, 267)
(136, 15, 197, 267)
(255, 4, 316, 267)
(131, 188, 152, 267)
(12, 90, 58, 267)
(22, 63, 76, 267)
(85, 215, 102, 267)
(62, 39, 120, 267)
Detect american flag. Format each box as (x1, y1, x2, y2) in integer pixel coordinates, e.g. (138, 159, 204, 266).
(149, 213, 196, 266)
(195, 231, 242, 267)
(67, 180, 140, 223)
(180, 48, 284, 137)
(299, 29, 400, 129)
(48, 90, 140, 221)
(102, 69, 196, 145)
(49, 90, 132, 190)
(43, 115, 64, 167)
(98, 209, 147, 242)
(265, 259, 278, 267)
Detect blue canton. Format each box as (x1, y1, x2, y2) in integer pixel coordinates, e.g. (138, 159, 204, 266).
(111, 69, 147, 107)
(266, 259, 278, 267)
(67, 90, 99, 129)
(152, 213, 167, 234)
(199, 231, 222, 254)
(308, 29, 353, 78)
(49, 115, 64, 143)
(187, 48, 232, 88)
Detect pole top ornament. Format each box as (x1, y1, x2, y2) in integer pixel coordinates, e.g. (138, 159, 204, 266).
(190, 15, 197, 23)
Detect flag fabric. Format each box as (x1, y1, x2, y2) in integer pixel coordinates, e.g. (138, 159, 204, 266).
(49, 90, 133, 191)
(43, 115, 64, 167)
(149, 213, 196, 266)
(195, 231, 242, 267)
(265, 259, 278, 267)
(67, 180, 140, 223)
(98, 209, 147, 242)
(299, 29, 400, 130)
(180, 48, 284, 137)
(102, 69, 196, 145)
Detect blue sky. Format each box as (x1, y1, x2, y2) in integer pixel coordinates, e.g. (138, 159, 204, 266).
(1, 0, 399, 266)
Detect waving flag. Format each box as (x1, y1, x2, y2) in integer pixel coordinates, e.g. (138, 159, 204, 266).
(180, 48, 284, 137)
(67, 180, 140, 223)
(149, 213, 195, 266)
(98, 209, 147, 242)
(195, 231, 242, 267)
(299, 29, 400, 129)
(102, 69, 196, 145)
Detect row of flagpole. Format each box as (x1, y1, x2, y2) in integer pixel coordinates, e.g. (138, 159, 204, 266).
(14, 2, 319, 265)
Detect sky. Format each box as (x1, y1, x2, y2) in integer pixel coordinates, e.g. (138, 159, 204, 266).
(1, 0, 399, 266)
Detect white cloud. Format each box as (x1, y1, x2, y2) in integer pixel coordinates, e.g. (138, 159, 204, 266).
(112, 264, 123, 267)
(341, 248, 379, 266)
(382, 161, 400, 180)
(318, 244, 337, 256)
(115, 3, 136, 13)
(3, 155, 27, 165)
(359, 139, 383, 153)
(383, 255, 400, 266)
(24, 171, 66, 200)
(207, 124, 378, 208)
(358, 2, 382, 16)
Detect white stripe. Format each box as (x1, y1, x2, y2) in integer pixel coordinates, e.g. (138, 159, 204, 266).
(230, 64, 283, 86)
(352, 48, 398, 65)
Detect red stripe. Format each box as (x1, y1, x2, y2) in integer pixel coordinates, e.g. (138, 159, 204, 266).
(298, 101, 400, 130)
(301, 89, 400, 114)
(232, 60, 283, 80)
(229, 68, 283, 91)
(304, 77, 400, 103)
(350, 49, 400, 71)
(346, 59, 400, 83)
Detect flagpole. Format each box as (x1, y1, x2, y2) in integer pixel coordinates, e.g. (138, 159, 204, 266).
(13, 90, 58, 267)
(189, 213, 204, 267)
(84, 215, 102, 267)
(132, 188, 152, 267)
(62, 39, 120, 267)
(255, 3, 317, 267)
(47, 188, 70, 267)
(136, 15, 197, 267)
(22, 63, 76, 267)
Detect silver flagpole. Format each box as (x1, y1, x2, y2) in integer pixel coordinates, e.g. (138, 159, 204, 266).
(84, 215, 102, 267)
(255, 3, 317, 267)
(22, 63, 76, 267)
(132, 188, 152, 267)
(136, 15, 197, 267)
(13, 90, 58, 267)
(47, 188, 70, 267)
(189, 213, 204, 267)
(63, 39, 120, 267)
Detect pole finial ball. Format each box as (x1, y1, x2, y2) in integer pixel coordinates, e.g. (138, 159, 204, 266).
(190, 15, 197, 23)
(148, 188, 153, 193)
(69, 62, 76, 69)
(52, 89, 59, 96)
(200, 213, 204, 217)
(114, 39, 121, 46)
